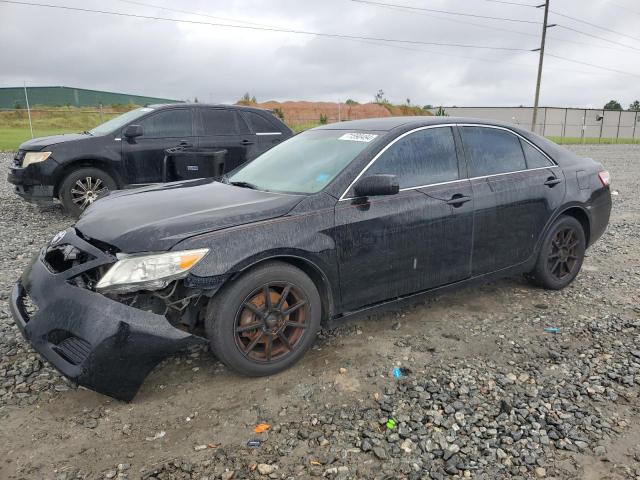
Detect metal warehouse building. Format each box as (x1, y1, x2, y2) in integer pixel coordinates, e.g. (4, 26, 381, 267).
(0, 86, 180, 108)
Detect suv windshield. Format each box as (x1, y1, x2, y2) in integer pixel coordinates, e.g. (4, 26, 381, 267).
(89, 107, 155, 136)
(228, 129, 379, 194)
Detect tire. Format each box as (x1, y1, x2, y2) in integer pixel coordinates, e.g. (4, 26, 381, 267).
(527, 215, 586, 290)
(205, 261, 322, 376)
(58, 167, 117, 217)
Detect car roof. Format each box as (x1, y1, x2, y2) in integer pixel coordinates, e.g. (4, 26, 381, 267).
(315, 116, 528, 132)
(148, 103, 271, 113)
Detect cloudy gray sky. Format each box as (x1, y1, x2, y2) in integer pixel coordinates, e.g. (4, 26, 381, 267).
(1, 0, 639, 108)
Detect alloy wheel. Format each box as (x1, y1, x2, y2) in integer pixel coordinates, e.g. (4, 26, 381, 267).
(547, 227, 580, 280)
(70, 176, 109, 210)
(234, 283, 308, 363)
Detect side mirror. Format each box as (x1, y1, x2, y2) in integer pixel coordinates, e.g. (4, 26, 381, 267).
(123, 124, 143, 138)
(354, 174, 399, 197)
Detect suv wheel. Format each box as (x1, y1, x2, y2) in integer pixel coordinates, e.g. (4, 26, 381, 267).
(59, 167, 117, 217)
(205, 261, 322, 376)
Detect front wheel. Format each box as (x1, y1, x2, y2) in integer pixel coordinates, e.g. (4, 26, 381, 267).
(59, 167, 117, 217)
(527, 215, 586, 290)
(205, 261, 322, 376)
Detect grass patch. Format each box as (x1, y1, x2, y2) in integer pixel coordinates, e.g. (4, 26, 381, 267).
(547, 136, 640, 145)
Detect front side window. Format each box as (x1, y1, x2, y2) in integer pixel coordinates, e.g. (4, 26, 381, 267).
(366, 127, 459, 189)
(90, 107, 155, 136)
(228, 129, 378, 194)
(139, 109, 193, 137)
(460, 127, 526, 177)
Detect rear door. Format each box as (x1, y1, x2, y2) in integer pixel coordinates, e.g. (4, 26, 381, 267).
(334, 126, 474, 311)
(458, 125, 565, 275)
(196, 107, 256, 173)
(240, 110, 286, 159)
(122, 107, 195, 184)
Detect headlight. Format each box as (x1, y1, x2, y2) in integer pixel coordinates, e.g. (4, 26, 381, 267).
(22, 151, 52, 167)
(96, 248, 209, 293)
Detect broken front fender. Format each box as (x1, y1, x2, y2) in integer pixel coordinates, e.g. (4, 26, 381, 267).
(10, 232, 205, 401)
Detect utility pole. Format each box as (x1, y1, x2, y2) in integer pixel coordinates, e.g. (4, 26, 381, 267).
(531, 0, 553, 133)
(23, 81, 34, 138)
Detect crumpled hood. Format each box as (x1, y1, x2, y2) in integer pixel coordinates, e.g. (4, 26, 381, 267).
(19, 133, 89, 150)
(75, 179, 303, 252)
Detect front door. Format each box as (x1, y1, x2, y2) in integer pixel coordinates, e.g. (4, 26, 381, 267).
(196, 108, 257, 173)
(458, 125, 566, 275)
(334, 126, 474, 311)
(122, 107, 195, 184)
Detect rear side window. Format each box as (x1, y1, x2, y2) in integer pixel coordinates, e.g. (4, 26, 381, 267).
(200, 109, 244, 135)
(366, 127, 459, 188)
(243, 111, 280, 133)
(139, 109, 192, 137)
(460, 127, 526, 177)
(520, 139, 553, 168)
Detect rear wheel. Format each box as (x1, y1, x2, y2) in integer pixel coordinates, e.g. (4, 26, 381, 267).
(59, 167, 117, 217)
(527, 215, 586, 290)
(205, 261, 321, 376)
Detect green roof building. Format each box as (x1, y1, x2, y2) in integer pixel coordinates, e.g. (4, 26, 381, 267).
(0, 86, 181, 108)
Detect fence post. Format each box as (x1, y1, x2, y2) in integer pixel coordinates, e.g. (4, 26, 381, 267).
(561, 107, 567, 141)
(99, 103, 103, 123)
(23, 82, 34, 138)
(581, 109, 586, 144)
(615, 110, 622, 144)
(542, 107, 547, 137)
(633, 111, 638, 144)
(598, 110, 604, 144)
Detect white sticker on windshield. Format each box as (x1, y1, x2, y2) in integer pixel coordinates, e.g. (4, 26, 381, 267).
(140, 107, 154, 112)
(338, 132, 378, 142)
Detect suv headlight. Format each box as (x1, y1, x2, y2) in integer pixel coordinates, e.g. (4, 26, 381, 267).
(96, 248, 209, 293)
(23, 151, 52, 167)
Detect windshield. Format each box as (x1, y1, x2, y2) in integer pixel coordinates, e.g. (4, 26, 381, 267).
(228, 129, 379, 194)
(89, 107, 155, 135)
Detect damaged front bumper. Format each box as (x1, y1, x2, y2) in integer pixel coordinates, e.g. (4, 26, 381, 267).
(9, 229, 205, 401)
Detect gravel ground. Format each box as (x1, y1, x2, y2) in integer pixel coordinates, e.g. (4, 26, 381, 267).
(0, 145, 639, 480)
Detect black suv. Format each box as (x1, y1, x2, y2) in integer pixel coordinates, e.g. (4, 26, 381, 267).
(8, 104, 293, 215)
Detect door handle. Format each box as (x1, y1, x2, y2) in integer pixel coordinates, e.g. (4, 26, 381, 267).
(240, 139, 254, 145)
(544, 177, 562, 187)
(178, 140, 193, 148)
(446, 194, 472, 207)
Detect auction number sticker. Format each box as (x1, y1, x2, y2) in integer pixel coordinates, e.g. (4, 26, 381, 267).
(338, 133, 378, 142)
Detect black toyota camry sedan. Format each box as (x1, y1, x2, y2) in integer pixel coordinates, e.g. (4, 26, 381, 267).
(10, 117, 611, 400)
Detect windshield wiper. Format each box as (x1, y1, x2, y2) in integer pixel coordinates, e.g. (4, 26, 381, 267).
(229, 181, 259, 190)
(81, 130, 94, 136)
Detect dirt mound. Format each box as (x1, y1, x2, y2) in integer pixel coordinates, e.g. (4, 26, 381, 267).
(237, 100, 429, 126)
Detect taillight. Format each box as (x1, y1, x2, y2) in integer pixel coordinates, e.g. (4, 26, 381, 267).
(598, 170, 610, 187)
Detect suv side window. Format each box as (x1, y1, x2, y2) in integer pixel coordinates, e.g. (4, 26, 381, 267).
(243, 111, 280, 133)
(200, 108, 246, 135)
(138, 109, 193, 137)
(366, 127, 459, 189)
(460, 127, 526, 177)
(520, 139, 553, 168)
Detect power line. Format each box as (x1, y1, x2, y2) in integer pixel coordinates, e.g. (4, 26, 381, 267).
(350, 0, 541, 24)
(555, 24, 640, 52)
(484, 0, 538, 6)
(3, 0, 639, 80)
(545, 52, 640, 77)
(351, 0, 640, 54)
(0, 0, 532, 51)
(117, 0, 635, 77)
(550, 9, 640, 44)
